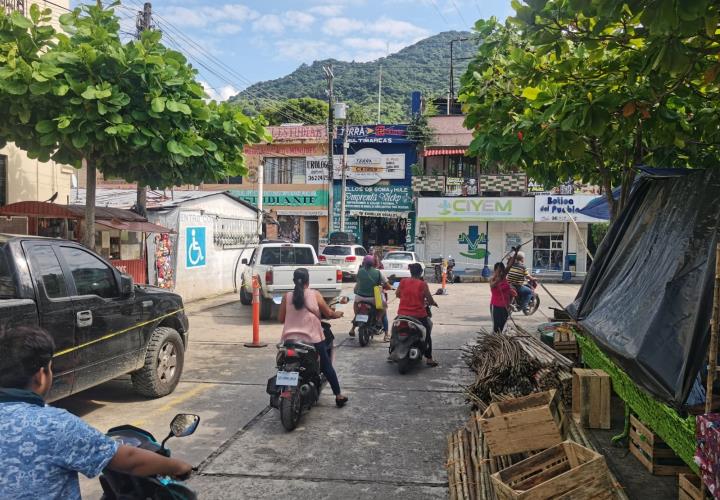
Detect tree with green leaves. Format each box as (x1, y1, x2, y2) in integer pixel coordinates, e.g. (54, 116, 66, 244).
(0, 3, 266, 248)
(460, 1, 720, 219)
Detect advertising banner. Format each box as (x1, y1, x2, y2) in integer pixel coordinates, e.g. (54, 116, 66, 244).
(335, 124, 412, 144)
(306, 149, 405, 186)
(230, 190, 328, 207)
(534, 195, 607, 222)
(417, 197, 534, 221)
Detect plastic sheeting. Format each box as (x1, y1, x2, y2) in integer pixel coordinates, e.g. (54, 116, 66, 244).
(568, 169, 720, 408)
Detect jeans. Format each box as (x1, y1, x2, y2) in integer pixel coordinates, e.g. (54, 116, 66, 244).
(313, 341, 341, 396)
(382, 312, 389, 333)
(515, 285, 533, 309)
(491, 305, 509, 333)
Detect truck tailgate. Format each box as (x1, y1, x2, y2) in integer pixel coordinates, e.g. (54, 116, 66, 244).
(267, 266, 341, 296)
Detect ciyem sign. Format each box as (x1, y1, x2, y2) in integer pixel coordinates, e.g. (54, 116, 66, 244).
(417, 197, 534, 221)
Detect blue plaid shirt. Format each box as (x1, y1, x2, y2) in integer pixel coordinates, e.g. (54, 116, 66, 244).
(0, 401, 119, 500)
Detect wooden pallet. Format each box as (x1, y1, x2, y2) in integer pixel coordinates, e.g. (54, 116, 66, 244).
(554, 329, 579, 360)
(628, 415, 692, 476)
(679, 473, 705, 500)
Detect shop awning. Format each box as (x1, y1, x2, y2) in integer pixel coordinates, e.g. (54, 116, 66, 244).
(96, 219, 174, 233)
(423, 147, 467, 157)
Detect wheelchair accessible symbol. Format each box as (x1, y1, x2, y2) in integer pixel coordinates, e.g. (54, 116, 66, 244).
(186, 227, 206, 268)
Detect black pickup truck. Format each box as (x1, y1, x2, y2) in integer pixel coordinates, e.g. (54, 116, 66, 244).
(0, 234, 189, 402)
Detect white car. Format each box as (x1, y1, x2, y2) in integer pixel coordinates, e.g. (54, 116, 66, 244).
(319, 244, 367, 279)
(380, 251, 424, 280)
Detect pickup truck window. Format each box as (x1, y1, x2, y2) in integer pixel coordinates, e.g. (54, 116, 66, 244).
(27, 245, 68, 299)
(60, 246, 118, 299)
(260, 247, 315, 265)
(0, 246, 16, 298)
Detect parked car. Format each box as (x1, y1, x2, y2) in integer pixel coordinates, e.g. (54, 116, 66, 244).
(380, 251, 425, 281)
(0, 234, 190, 403)
(239, 242, 342, 320)
(319, 244, 367, 279)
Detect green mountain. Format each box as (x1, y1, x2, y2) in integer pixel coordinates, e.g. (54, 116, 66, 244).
(230, 31, 476, 123)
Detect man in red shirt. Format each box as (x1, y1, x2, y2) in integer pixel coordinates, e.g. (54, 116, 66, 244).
(395, 263, 439, 367)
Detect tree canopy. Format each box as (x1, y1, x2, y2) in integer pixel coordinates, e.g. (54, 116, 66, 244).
(460, 1, 720, 219)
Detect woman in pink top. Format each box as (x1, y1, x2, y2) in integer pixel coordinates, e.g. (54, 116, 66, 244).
(279, 268, 348, 407)
(489, 262, 517, 333)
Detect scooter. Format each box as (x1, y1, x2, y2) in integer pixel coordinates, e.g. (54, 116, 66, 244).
(267, 296, 347, 431)
(388, 312, 430, 375)
(354, 301, 384, 347)
(99, 413, 200, 500)
(510, 279, 541, 315)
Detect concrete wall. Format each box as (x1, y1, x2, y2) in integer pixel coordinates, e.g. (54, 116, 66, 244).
(1, 144, 74, 205)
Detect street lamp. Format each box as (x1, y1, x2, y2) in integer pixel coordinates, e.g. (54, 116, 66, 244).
(333, 103, 349, 232)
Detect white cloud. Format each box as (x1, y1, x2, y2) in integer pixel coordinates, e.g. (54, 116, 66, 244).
(322, 16, 428, 40)
(216, 23, 244, 35)
(164, 4, 259, 30)
(285, 11, 316, 30)
(253, 14, 285, 34)
(322, 17, 364, 36)
(201, 81, 238, 102)
(308, 5, 343, 17)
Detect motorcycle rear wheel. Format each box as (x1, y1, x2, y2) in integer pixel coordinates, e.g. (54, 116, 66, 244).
(280, 390, 302, 431)
(358, 326, 370, 347)
(524, 295, 540, 316)
(398, 357, 411, 375)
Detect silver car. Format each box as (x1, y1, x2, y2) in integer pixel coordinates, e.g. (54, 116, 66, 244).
(380, 251, 424, 280)
(319, 244, 367, 279)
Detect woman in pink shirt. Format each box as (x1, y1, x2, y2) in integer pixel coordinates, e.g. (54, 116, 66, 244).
(489, 262, 517, 333)
(279, 268, 348, 407)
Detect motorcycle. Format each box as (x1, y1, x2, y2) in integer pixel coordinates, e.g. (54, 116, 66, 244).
(432, 257, 455, 284)
(388, 307, 432, 375)
(510, 278, 541, 316)
(267, 296, 348, 431)
(353, 301, 384, 347)
(99, 413, 200, 500)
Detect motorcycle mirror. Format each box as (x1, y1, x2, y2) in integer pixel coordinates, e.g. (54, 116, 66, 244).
(170, 414, 200, 438)
(272, 295, 283, 305)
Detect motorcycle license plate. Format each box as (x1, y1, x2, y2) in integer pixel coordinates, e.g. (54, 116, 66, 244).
(276, 371, 299, 386)
(355, 314, 369, 323)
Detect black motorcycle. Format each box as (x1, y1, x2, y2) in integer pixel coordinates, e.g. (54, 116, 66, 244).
(354, 301, 383, 347)
(509, 278, 541, 316)
(267, 296, 346, 431)
(99, 413, 200, 500)
(432, 257, 455, 284)
(388, 313, 430, 375)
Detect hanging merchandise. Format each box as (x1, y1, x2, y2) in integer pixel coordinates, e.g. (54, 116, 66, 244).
(155, 233, 175, 289)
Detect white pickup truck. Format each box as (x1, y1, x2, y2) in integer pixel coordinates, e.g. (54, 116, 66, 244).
(239, 242, 343, 319)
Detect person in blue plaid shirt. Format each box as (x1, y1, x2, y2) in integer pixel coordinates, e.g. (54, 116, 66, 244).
(0, 326, 193, 500)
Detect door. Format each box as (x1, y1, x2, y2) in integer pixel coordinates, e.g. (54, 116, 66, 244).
(303, 219, 319, 252)
(57, 244, 142, 393)
(22, 242, 77, 400)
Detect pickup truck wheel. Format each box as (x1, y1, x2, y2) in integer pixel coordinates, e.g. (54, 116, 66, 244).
(259, 297, 273, 320)
(131, 327, 184, 398)
(239, 284, 252, 306)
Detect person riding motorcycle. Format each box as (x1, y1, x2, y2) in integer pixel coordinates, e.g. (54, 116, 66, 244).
(350, 254, 392, 341)
(395, 263, 439, 367)
(278, 268, 348, 408)
(506, 251, 536, 313)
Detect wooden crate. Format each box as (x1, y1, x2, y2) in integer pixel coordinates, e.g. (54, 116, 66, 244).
(490, 440, 614, 500)
(479, 389, 567, 457)
(628, 415, 692, 476)
(554, 329, 579, 359)
(679, 473, 705, 500)
(572, 368, 611, 429)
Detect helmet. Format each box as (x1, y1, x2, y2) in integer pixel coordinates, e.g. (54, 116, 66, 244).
(362, 255, 375, 267)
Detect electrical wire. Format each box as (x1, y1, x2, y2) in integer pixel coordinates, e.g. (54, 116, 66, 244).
(449, 0, 469, 27)
(428, 0, 451, 28)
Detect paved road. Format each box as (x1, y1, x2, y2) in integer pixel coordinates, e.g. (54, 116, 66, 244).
(59, 282, 580, 499)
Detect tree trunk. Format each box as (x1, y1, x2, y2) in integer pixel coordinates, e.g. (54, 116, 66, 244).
(590, 139, 616, 221)
(84, 158, 96, 250)
(136, 184, 147, 217)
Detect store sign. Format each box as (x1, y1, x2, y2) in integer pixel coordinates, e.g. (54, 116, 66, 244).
(306, 150, 406, 186)
(334, 185, 413, 213)
(185, 227, 206, 269)
(446, 177, 478, 196)
(417, 197, 534, 221)
(267, 125, 326, 142)
(304, 156, 336, 184)
(243, 144, 326, 156)
(230, 190, 328, 207)
(534, 195, 606, 222)
(336, 124, 412, 144)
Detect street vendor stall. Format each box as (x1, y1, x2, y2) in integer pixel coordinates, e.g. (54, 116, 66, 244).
(0, 201, 172, 284)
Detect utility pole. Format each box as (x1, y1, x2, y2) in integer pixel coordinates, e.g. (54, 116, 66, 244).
(323, 65, 335, 236)
(377, 64, 382, 124)
(449, 37, 470, 112)
(257, 161, 264, 239)
(134, 2, 153, 217)
(339, 106, 349, 231)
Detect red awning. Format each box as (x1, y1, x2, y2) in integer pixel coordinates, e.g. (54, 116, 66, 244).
(95, 220, 174, 234)
(423, 147, 468, 157)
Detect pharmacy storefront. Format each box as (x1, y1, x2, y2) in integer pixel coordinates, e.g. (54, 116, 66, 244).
(415, 197, 535, 275)
(533, 194, 607, 277)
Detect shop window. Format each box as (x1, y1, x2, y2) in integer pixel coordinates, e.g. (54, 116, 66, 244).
(264, 157, 306, 184)
(533, 234, 564, 271)
(0, 155, 6, 206)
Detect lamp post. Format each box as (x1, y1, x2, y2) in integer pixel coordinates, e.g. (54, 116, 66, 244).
(333, 102, 348, 231)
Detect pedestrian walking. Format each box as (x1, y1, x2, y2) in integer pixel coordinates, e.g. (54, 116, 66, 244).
(489, 262, 517, 333)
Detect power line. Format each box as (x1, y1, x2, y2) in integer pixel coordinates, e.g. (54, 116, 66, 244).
(449, 0, 468, 27)
(428, 0, 451, 28)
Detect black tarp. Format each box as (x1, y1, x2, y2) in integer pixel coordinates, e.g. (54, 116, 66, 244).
(568, 169, 720, 408)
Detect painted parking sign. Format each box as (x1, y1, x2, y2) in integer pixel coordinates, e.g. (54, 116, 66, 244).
(186, 227, 206, 268)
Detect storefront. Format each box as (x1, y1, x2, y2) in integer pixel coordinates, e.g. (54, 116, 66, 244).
(332, 124, 417, 251)
(533, 194, 607, 278)
(415, 197, 535, 275)
(0, 201, 172, 284)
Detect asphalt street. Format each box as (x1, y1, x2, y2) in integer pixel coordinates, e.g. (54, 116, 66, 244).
(57, 281, 581, 499)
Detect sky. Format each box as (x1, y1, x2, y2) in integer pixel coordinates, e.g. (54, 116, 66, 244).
(108, 0, 515, 101)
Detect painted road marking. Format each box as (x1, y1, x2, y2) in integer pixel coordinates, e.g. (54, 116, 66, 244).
(130, 383, 214, 428)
